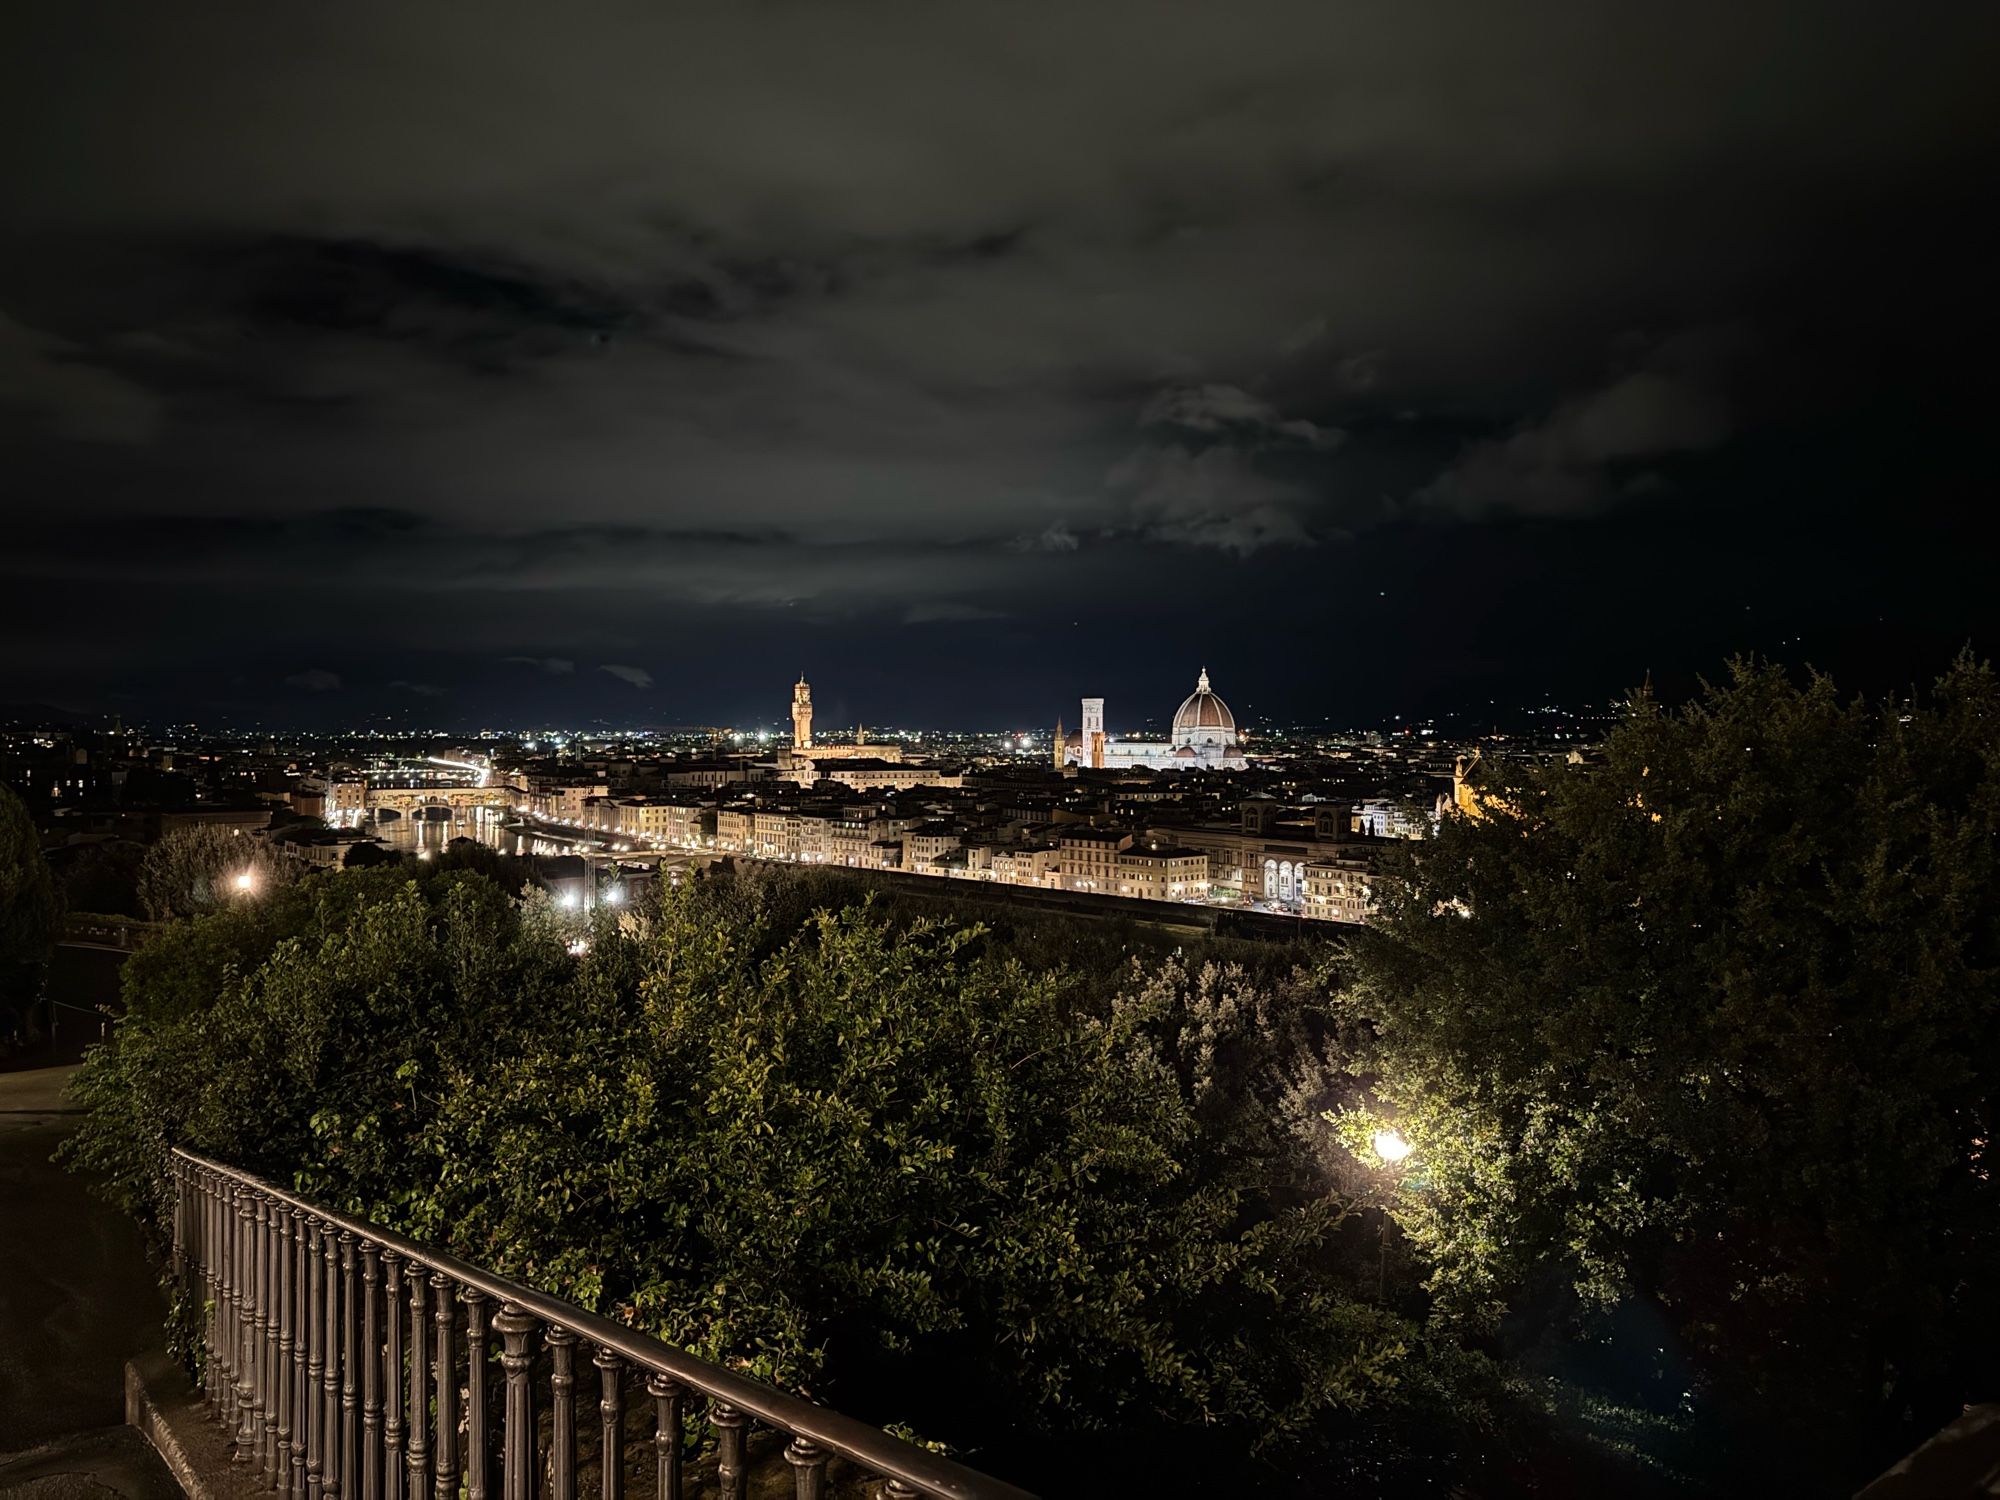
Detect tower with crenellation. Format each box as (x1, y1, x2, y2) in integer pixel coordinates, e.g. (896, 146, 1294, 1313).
(792, 675, 813, 751)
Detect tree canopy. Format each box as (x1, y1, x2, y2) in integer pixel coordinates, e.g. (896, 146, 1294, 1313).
(136, 823, 290, 920)
(1341, 655, 2000, 1487)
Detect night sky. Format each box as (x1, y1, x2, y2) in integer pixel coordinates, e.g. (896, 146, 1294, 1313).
(3, 4, 1994, 731)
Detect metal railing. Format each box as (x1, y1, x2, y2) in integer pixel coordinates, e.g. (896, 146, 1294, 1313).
(172, 1149, 1035, 1500)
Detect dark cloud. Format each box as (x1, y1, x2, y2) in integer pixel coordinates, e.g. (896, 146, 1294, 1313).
(597, 664, 655, 690)
(1, 309, 161, 443)
(284, 668, 342, 693)
(0, 1, 1994, 722)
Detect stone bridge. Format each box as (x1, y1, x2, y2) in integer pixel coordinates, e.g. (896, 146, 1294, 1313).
(363, 785, 513, 813)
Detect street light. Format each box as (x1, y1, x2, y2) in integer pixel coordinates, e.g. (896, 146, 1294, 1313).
(1371, 1128, 1414, 1165)
(1367, 1127, 1415, 1299)
(234, 870, 256, 894)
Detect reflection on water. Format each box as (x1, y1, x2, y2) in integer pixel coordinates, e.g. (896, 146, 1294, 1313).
(371, 806, 612, 860)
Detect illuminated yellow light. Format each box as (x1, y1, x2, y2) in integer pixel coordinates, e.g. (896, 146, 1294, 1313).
(1371, 1129, 1414, 1164)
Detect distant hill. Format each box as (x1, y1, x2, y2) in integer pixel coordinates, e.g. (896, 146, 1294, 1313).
(0, 702, 102, 729)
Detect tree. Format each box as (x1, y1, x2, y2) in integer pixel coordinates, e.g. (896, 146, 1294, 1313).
(58, 839, 146, 917)
(137, 824, 291, 920)
(0, 782, 60, 1042)
(1340, 655, 2000, 1489)
(342, 840, 400, 869)
(69, 863, 1485, 1485)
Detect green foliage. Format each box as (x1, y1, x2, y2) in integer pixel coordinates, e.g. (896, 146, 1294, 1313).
(137, 823, 292, 921)
(1342, 654, 2000, 1479)
(68, 860, 1472, 1465)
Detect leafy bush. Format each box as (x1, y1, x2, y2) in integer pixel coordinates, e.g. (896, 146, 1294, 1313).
(67, 864, 1459, 1471)
(1340, 654, 2000, 1488)
(137, 823, 291, 921)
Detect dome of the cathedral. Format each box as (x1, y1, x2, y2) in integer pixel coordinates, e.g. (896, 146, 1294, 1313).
(1172, 668, 1236, 740)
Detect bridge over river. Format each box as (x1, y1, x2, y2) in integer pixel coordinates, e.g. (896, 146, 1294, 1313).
(363, 784, 512, 814)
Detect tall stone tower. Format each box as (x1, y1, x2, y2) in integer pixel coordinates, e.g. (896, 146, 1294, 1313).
(1053, 718, 1065, 768)
(1080, 697, 1106, 770)
(791, 675, 813, 751)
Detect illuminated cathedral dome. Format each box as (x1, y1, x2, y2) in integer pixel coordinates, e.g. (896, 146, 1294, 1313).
(1172, 668, 1238, 748)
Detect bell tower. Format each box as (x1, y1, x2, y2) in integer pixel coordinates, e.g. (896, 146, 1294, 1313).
(791, 675, 813, 751)
(1080, 697, 1106, 769)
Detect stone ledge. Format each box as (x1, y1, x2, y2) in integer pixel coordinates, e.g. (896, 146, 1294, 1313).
(122, 1356, 257, 1500)
(1855, 1404, 2000, 1499)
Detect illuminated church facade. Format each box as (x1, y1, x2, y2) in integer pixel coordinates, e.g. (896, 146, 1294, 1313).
(1058, 668, 1249, 772)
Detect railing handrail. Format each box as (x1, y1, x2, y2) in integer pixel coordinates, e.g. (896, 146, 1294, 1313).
(173, 1146, 1035, 1500)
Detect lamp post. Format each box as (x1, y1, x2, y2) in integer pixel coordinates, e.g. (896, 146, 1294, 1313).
(1369, 1128, 1414, 1301)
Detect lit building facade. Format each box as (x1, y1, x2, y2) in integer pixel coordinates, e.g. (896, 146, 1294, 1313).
(1059, 669, 1249, 772)
(778, 675, 903, 780)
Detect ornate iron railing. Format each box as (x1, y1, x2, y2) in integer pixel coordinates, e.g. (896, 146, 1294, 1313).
(171, 1149, 1035, 1500)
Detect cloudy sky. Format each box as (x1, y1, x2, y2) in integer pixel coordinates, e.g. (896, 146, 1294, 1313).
(2, 2, 1994, 730)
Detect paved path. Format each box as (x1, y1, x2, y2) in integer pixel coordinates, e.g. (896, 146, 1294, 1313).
(0, 1065, 179, 1499)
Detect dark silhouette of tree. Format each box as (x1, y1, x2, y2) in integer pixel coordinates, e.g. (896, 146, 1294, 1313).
(0, 782, 59, 1045)
(57, 839, 146, 917)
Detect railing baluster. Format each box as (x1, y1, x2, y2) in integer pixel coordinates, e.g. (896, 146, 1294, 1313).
(173, 1160, 188, 1288)
(198, 1172, 216, 1409)
(711, 1402, 746, 1500)
(324, 1226, 344, 1500)
(463, 1290, 490, 1500)
(264, 1208, 284, 1488)
(492, 1305, 538, 1500)
(362, 1245, 383, 1500)
(278, 1207, 297, 1495)
(217, 1173, 231, 1417)
(645, 1375, 681, 1500)
(431, 1275, 458, 1500)
(236, 1187, 257, 1458)
(258, 1198, 276, 1481)
(342, 1234, 361, 1500)
(382, 1254, 406, 1500)
(292, 1208, 310, 1500)
(784, 1437, 827, 1500)
(217, 1179, 233, 1434)
(594, 1349, 623, 1500)
(405, 1265, 429, 1500)
(548, 1327, 578, 1500)
(307, 1223, 326, 1500)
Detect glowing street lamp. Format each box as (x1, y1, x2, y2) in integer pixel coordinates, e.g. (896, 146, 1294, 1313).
(233, 870, 257, 895)
(1371, 1128, 1414, 1165)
